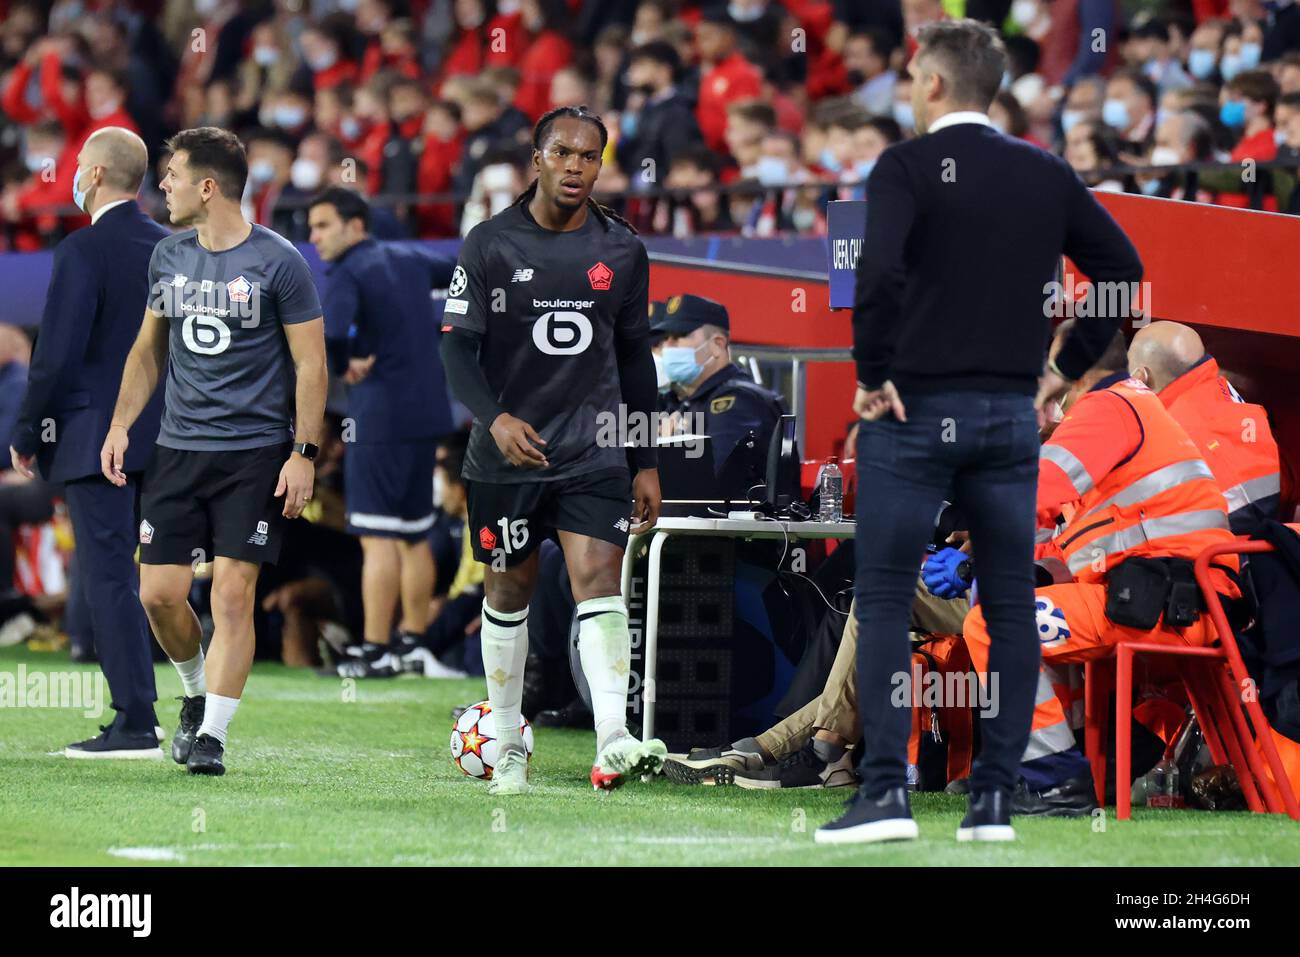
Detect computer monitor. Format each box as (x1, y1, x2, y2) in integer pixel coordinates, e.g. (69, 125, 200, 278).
(763, 414, 801, 514)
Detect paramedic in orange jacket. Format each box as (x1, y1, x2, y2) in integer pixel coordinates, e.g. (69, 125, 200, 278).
(963, 324, 1239, 815)
(1128, 321, 1281, 535)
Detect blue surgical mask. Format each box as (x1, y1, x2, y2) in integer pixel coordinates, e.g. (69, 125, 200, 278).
(1187, 48, 1216, 80)
(1239, 42, 1262, 70)
(1220, 54, 1244, 82)
(855, 158, 876, 181)
(24, 152, 52, 173)
(662, 345, 704, 385)
(893, 100, 915, 131)
(72, 164, 91, 211)
(652, 352, 670, 393)
(253, 46, 279, 67)
(1220, 99, 1247, 127)
(1102, 98, 1129, 129)
(818, 147, 841, 173)
(273, 105, 306, 129)
(1060, 109, 1086, 134)
(1277, 129, 1288, 146)
(754, 155, 788, 186)
(1140, 178, 1162, 195)
(249, 159, 276, 184)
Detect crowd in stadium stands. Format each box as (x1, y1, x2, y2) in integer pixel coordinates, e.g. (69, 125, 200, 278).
(4, 0, 1300, 252)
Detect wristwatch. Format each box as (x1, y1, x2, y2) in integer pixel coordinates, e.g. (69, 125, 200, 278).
(292, 442, 319, 461)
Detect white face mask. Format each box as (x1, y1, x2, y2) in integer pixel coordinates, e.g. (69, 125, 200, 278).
(433, 471, 447, 509)
(1011, 0, 1038, 27)
(1149, 146, 1181, 167)
(248, 159, 276, 185)
(290, 158, 322, 191)
(652, 351, 670, 393)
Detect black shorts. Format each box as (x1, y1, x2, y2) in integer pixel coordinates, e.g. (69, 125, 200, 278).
(139, 442, 291, 566)
(466, 467, 633, 568)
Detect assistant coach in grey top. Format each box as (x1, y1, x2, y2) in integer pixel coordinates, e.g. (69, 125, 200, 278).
(103, 127, 328, 777)
(815, 20, 1142, 846)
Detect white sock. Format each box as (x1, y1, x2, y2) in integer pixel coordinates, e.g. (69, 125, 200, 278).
(480, 602, 528, 749)
(577, 596, 632, 754)
(196, 692, 240, 746)
(173, 650, 206, 697)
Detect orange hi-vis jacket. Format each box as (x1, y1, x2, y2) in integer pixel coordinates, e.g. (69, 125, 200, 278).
(1157, 355, 1281, 535)
(1036, 374, 1238, 589)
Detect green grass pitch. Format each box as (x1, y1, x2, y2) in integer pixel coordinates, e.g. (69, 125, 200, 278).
(2, 644, 1297, 866)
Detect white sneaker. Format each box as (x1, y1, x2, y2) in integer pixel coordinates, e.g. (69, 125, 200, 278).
(400, 645, 468, 679)
(591, 732, 667, 791)
(487, 744, 530, 795)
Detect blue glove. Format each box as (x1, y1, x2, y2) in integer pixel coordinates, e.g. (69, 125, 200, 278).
(923, 547, 971, 599)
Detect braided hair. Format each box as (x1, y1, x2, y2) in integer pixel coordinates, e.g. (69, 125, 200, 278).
(512, 105, 637, 234)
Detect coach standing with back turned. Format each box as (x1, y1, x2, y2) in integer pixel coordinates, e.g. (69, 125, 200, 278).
(815, 20, 1143, 846)
(10, 127, 167, 759)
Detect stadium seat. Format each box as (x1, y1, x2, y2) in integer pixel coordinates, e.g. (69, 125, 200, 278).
(1084, 532, 1300, 821)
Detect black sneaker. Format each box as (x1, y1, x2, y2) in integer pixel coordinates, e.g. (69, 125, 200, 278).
(533, 697, 591, 729)
(814, 786, 918, 845)
(336, 642, 401, 678)
(733, 742, 858, 790)
(945, 777, 971, 795)
(64, 724, 163, 760)
(186, 734, 226, 776)
(957, 789, 1015, 842)
(663, 739, 766, 785)
(172, 695, 205, 765)
(1011, 774, 1098, 817)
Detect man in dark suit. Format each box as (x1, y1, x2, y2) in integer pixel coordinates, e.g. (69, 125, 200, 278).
(10, 126, 168, 759)
(815, 20, 1142, 845)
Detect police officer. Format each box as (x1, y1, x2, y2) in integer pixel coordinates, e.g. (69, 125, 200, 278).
(658, 294, 785, 474)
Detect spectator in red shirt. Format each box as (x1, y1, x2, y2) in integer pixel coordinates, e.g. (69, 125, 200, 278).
(245, 127, 296, 228)
(440, 0, 493, 86)
(1, 119, 83, 251)
(724, 99, 777, 180)
(416, 99, 466, 237)
(1102, 67, 1158, 160)
(514, 0, 574, 122)
(361, 18, 424, 83)
(485, 0, 529, 68)
(300, 21, 360, 92)
(694, 8, 763, 155)
(1218, 68, 1280, 209)
(1, 39, 87, 133)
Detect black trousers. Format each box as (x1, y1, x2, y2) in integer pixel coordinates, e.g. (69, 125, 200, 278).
(854, 391, 1041, 797)
(63, 475, 158, 735)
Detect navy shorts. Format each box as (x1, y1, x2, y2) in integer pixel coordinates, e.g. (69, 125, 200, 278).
(344, 439, 437, 540)
(465, 467, 633, 568)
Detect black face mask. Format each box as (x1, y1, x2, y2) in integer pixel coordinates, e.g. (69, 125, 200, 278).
(631, 83, 656, 98)
(845, 69, 866, 87)
(1277, 143, 1300, 164)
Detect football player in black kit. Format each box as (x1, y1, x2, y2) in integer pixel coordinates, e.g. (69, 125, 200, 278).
(439, 106, 665, 794)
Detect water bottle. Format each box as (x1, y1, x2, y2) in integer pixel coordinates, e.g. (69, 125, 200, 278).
(817, 457, 843, 523)
(1145, 756, 1184, 809)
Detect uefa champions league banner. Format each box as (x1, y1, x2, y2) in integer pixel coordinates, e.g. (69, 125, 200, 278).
(826, 200, 867, 310)
(0, 234, 836, 329)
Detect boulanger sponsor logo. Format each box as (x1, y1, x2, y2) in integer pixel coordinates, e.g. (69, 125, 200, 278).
(150, 275, 262, 354)
(532, 298, 595, 309)
(49, 887, 151, 937)
(532, 311, 593, 355)
(0, 665, 105, 718)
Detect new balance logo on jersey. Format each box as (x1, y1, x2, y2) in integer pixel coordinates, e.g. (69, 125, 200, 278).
(511, 269, 534, 282)
(614, 517, 630, 533)
(247, 520, 269, 547)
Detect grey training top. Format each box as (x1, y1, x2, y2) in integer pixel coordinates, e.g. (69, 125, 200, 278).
(147, 224, 322, 450)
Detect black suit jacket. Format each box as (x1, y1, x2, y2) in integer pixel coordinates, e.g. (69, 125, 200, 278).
(11, 201, 167, 482)
(852, 120, 1143, 396)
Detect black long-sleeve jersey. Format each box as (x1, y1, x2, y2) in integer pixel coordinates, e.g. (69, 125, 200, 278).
(442, 201, 652, 484)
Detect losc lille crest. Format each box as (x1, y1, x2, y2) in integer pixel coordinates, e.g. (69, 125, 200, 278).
(587, 262, 613, 291)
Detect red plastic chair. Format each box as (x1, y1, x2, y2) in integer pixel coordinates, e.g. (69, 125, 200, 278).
(1084, 534, 1300, 821)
